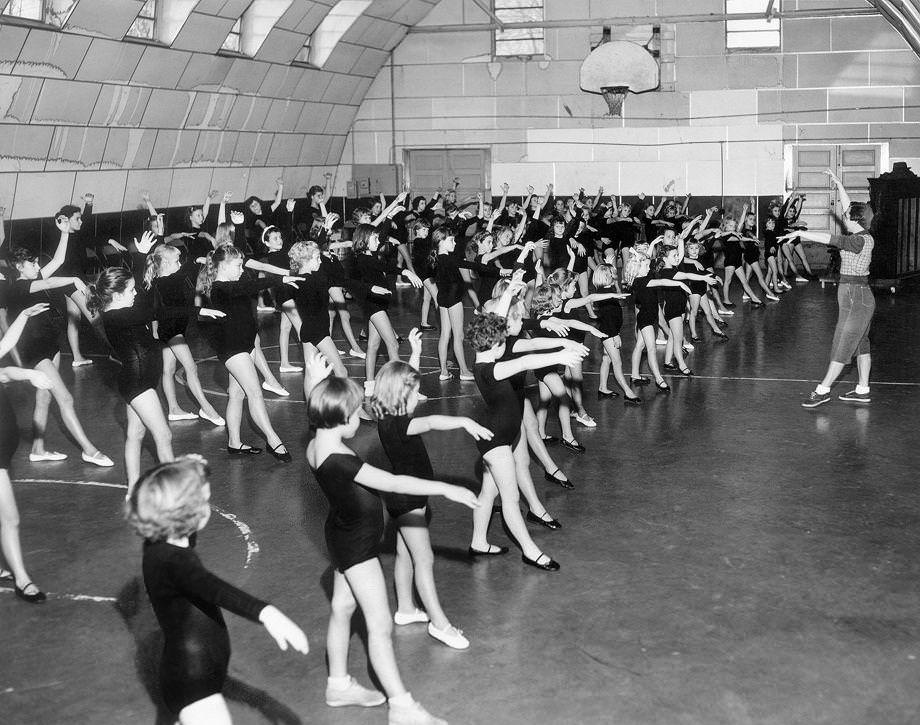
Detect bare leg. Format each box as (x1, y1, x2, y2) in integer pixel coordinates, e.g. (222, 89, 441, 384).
(252, 335, 284, 390)
(732, 267, 762, 303)
(448, 303, 470, 375)
(602, 337, 636, 396)
(0, 469, 37, 591)
(160, 346, 185, 415)
(365, 322, 381, 382)
(470, 470, 500, 551)
(794, 242, 813, 275)
(33, 356, 101, 457)
(65, 296, 88, 364)
(329, 288, 361, 352)
(513, 431, 551, 519)
(168, 340, 221, 419)
(225, 353, 285, 452)
(722, 266, 735, 303)
(522, 399, 567, 482)
(543, 374, 576, 442)
(667, 317, 688, 370)
(395, 512, 453, 631)
(327, 571, 358, 679)
(179, 694, 232, 725)
(482, 447, 548, 561)
(855, 352, 871, 388)
(126, 389, 174, 488)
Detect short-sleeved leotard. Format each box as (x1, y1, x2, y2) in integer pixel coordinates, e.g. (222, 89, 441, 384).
(679, 260, 708, 296)
(721, 233, 743, 268)
(632, 274, 659, 330)
(377, 414, 431, 517)
(351, 253, 393, 318)
(143, 538, 268, 715)
(310, 452, 384, 572)
(593, 284, 624, 337)
(291, 270, 333, 346)
(657, 267, 687, 321)
(473, 361, 522, 455)
(5, 276, 74, 367)
(202, 277, 277, 363)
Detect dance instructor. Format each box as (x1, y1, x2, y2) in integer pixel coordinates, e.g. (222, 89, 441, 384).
(788, 170, 876, 408)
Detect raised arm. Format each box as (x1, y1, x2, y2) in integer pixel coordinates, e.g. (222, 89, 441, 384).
(141, 191, 158, 218)
(270, 178, 284, 213)
(41, 218, 72, 278)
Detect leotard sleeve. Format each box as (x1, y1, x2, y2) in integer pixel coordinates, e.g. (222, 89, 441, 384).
(166, 547, 268, 623)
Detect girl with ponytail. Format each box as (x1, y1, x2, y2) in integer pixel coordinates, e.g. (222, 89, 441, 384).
(196, 243, 302, 462)
(143, 244, 224, 427)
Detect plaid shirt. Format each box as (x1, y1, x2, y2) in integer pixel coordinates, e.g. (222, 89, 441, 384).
(832, 233, 873, 278)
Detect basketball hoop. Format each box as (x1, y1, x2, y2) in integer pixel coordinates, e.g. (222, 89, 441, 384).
(601, 85, 629, 117)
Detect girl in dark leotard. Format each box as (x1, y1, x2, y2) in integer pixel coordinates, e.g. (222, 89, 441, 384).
(466, 300, 586, 571)
(350, 224, 422, 396)
(681, 240, 729, 342)
(411, 218, 438, 330)
(143, 243, 225, 426)
(739, 206, 779, 303)
(371, 330, 492, 650)
(592, 264, 640, 404)
(196, 244, 301, 462)
(259, 224, 303, 375)
(288, 241, 348, 399)
(6, 231, 113, 467)
(306, 373, 476, 723)
(128, 456, 308, 724)
(432, 228, 476, 381)
(715, 209, 763, 308)
(0, 303, 54, 603)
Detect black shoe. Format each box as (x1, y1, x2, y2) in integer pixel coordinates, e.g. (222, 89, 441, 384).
(468, 545, 509, 557)
(656, 380, 671, 393)
(560, 438, 586, 453)
(269, 444, 292, 463)
(690, 335, 702, 342)
(597, 389, 619, 400)
(526, 510, 562, 530)
(624, 396, 642, 406)
(662, 362, 679, 371)
(631, 376, 650, 386)
(716, 319, 729, 327)
(521, 553, 560, 571)
(680, 368, 693, 377)
(544, 469, 574, 489)
(228, 445, 262, 456)
(722, 301, 736, 308)
(541, 435, 559, 445)
(750, 300, 764, 308)
(15, 582, 46, 603)
(420, 324, 435, 331)
(359, 329, 368, 340)
(712, 330, 728, 339)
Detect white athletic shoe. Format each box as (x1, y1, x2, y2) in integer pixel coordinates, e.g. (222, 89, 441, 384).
(766, 292, 780, 301)
(71, 359, 93, 368)
(655, 338, 668, 346)
(742, 294, 750, 301)
(388, 697, 447, 725)
(795, 275, 808, 283)
(349, 348, 367, 359)
(427, 622, 469, 650)
(325, 677, 386, 708)
(279, 364, 302, 373)
(682, 341, 694, 352)
(574, 412, 596, 428)
(717, 308, 735, 316)
(394, 608, 430, 625)
(168, 411, 198, 421)
(261, 382, 290, 397)
(29, 451, 67, 462)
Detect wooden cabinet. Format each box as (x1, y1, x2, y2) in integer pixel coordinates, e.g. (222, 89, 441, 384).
(868, 162, 920, 282)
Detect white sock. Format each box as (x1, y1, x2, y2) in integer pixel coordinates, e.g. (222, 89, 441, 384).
(855, 385, 870, 394)
(815, 385, 831, 395)
(389, 691, 413, 706)
(327, 675, 352, 690)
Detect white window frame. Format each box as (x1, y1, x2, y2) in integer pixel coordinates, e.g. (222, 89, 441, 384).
(493, 0, 544, 59)
(725, 0, 781, 52)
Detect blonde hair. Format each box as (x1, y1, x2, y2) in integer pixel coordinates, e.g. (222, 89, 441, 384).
(143, 243, 180, 290)
(288, 240, 320, 273)
(531, 283, 561, 318)
(215, 222, 235, 246)
(592, 264, 615, 288)
(622, 246, 649, 289)
(196, 243, 242, 298)
(370, 361, 420, 418)
(126, 456, 210, 541)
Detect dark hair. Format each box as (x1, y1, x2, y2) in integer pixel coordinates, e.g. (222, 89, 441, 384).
(444, 203, 458, 216)
(308, 185, 324, 197)
(412, 195, 427, 211)
(465, 312, 508, 352)
(244, 196, 261, 212)
(848, 201, 874, 231)
(413, 217, 431, 234)
(351, 207, 370, 225)
(55, 204, 80, 220)
(307, 376, 363, 428)
(352, 223, 379, 253)
(651, 244, 672, 275)
(11, 247, 37, 268)
(87, 267, 132, 314)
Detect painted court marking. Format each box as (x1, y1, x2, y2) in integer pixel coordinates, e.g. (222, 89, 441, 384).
(2, 479, 260, 604)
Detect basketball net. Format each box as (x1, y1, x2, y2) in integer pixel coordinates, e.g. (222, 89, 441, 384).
(601, 85, 629, 117)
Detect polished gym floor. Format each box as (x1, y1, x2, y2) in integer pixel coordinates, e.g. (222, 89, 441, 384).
(2, 280, 919, 725)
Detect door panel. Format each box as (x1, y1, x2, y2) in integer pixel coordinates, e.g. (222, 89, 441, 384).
(406, 148, 489, 203)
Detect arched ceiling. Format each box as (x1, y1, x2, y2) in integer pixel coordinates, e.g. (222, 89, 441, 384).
(868, 1, 920, 57)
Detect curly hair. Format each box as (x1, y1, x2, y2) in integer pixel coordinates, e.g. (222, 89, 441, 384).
(10, 247, 37, 270)
(308, 376, 363, 429)
(351, 207, 371, 226)
(196, 243, 242, 298)
(143, 243, 180, 290)
(87, 267, 132, 315)
(126, 455, 211, 542)
(546, 268, 575, 292)
(531, 283, 561, 318)
(370, 361, 420, 418)
(288, 240, 320, 273)
(465, 311, 508, 352)
(592, 263, 616, 288)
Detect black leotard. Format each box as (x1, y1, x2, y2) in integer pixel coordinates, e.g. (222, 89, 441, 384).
(151, 261, 199, 342)
(593, 284, 623, 337)
(143, 538, 268, 715)
(742, 236, 762, 265)
(679, 260, 708, 296)
(5, 276, 74, 367)
(102, 303, 164, 402)
(377, 414, 431, 518)
(310, 452, 384, 572)
(203, 277, 278, 363)
(351, 253, 393, 317)
(434, 254, 467, 308)
(721, 233, 743, 268)
(292, 270, 333, 346)
(473, 361, 522, 455)
(632, 274, 659, 330)
(0, 386, 19, 470)
(657, 267, 686, 321)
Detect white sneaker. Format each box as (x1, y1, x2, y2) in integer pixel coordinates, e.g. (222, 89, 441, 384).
(742, 294, 750, 301)
(198, 410, 226, 426)
(364, 380, 376, 396)
(349, 348, 367, 359)
(717, 308, 735, 316)
(29, 451, 67, 462)
(82, 451, 114, 467)
(71, 359, 93, 368)
(795, 275, 808, 283)
(326, 676, 386, 708)
(168, 411, 198, 421)
(394, 608, 429, 625)
(438, 372, 452, 381)
(428, 622, 469, 650)
(416, 392, 428, 401)
(655, 338, 667, 346)
(261, 382, 290, 396)
(459, 372, 475, 381)
(766, 292, 780, 301)
(388, 697, 447, 725)
(682, 341, 694, 352)
(279, 364, 302, 373)
(574, 412, 596, 428)
(256, 305, 274, 312)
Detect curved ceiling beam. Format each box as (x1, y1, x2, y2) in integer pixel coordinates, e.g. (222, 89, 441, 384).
(870, 0, 920, 57)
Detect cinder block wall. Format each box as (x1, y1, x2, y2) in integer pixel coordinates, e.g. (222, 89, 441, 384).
(345, 0, 920, 197)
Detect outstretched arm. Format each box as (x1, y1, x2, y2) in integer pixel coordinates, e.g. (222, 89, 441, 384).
(41, 218, 72, 278)
(355, 463, 478, 507)
(270, 178, 284, 213)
